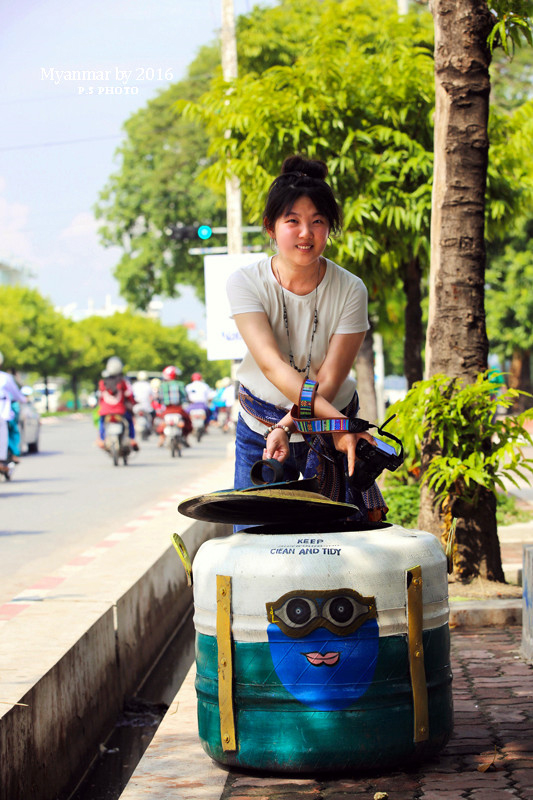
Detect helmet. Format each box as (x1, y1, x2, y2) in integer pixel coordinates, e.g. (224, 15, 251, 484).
(191, 372, 202, 381)
(150, 378, 161, 391)
(137, 370, 148, 381)
(106, 356, 123, 376)
(162, 365, 178, 381)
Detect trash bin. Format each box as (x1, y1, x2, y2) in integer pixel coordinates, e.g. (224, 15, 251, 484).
(184, 495, 453, 772)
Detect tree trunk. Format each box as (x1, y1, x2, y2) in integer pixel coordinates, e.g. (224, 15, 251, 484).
(426, 0, 492, 379)
(508, 348, 533, 413)
(402, 256, 424, 388)
(356, 327, 378, 422)
(448, 490, 505, 582)
(72, 374, 80, 411)
(420, 1, 502, 582)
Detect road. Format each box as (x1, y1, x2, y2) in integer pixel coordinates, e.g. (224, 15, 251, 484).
(0, 414, 234, 606)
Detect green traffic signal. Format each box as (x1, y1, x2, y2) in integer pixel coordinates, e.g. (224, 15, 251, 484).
(197, 225, 213, 240)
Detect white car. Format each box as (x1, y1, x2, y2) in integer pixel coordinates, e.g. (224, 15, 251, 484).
(18, 391, 41, 454)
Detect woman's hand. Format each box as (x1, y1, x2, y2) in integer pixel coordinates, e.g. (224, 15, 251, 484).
(331, 430, 376, 477)
(263, 428, 290, 463)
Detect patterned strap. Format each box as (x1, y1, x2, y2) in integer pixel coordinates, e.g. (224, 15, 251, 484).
(292, 377, 370, 435)
(293, 416, 352, 434)
(298, 378, 319, 418)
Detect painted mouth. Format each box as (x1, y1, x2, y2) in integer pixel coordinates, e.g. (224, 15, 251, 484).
(303, 651, 340, 667)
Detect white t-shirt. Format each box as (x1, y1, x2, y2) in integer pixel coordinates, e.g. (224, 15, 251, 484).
(226, 256, 369, 437)
(132, 380, 154, 413)
(0, 371, 26, 421)
(186, 380, 212, 405)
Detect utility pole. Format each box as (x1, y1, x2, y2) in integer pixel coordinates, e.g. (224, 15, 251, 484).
(221, 0, 243, 255)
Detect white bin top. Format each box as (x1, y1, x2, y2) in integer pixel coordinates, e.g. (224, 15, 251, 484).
(193, 525, 449, 641)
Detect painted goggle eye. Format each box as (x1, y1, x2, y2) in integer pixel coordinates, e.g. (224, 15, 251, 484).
(267, 589, 377, 638)
(276, 597, 319, 629)
(322, 595, 368, 628)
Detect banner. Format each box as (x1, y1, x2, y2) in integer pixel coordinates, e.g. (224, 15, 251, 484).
(204, 253, 266, 361)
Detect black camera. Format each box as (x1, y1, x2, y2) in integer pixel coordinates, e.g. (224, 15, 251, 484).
(349, 423, 404, 492)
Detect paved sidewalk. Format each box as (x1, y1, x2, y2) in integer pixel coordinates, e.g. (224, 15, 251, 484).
(120, 625, 533, 800)
(119, 504, 533, 800)
(119, 517, 533, 800)
(119, 454, 533, 799)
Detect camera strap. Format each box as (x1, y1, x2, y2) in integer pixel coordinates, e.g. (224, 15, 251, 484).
(291, 379, 403, 464)
(291, 378, 372, 435)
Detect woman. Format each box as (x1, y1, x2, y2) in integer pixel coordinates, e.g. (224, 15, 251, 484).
(227, 155, 386, 521)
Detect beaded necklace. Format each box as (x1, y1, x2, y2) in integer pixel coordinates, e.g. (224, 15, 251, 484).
(274, 259, 320, 377)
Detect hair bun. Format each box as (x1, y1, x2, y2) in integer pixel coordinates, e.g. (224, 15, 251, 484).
(280, 155, 328, 181)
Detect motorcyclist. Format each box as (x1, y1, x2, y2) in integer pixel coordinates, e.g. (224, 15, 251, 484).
(132, 370, 155, 429)
(97, 356, 138, 451)
(212, 377, 235, 431)
(0, 352, 27, 476)
(185, 372, 214, 427)
(156, 365, 192, 446)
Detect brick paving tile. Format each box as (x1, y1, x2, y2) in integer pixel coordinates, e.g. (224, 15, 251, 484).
(502, 741, 533, 754)
(220, 627, 533, 800)
(226, 796, 270, 800)
(243, 794, 320, 800)
(230, 778, 318, 788)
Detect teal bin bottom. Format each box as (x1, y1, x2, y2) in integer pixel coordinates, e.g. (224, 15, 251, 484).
(195, 626, 453, 772)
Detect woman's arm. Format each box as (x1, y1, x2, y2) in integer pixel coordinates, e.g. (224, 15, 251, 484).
(314, 331, 366, 401)
(234, 313, 373, 474)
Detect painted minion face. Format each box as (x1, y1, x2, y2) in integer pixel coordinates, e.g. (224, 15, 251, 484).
(266, 588, 379, 711)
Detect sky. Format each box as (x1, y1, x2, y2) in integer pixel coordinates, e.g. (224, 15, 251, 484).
(0, 0, 269, 330)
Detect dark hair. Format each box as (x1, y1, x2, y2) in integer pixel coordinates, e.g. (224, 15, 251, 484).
(263, 155, 342, 235)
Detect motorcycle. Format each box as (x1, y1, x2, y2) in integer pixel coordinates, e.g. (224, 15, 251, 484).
(103, 414, 131, 466)
(134, 405, 152, 441)
(162, 412, 185, 457)
(188, 405, 208, 442)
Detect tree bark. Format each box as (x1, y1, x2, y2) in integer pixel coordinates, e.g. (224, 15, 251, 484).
(402, 256, 424, 388)
(426, 0, 492, 379)
(508, 348, 533, 413)
(72, 374, 80, 411)
(356, 327, 378, 422)
(420, 1, 502, 582)
(448, 490, 505, 582)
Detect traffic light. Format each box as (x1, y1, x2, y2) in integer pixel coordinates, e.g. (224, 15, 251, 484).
(167, 224, 213, 241)
(197, 225, 213, 240)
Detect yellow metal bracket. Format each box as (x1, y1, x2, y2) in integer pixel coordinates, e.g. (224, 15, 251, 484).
(406, 565, 429, 743)
(171, 533, 193, 586)
(217, 575, 237, 751)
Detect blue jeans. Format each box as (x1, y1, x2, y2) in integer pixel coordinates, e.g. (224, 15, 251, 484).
(234, 415, 310, 489)
(233, 415, 311, 532)
(99, 411, 135, 441)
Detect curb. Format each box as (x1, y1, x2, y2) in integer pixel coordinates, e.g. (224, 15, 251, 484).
(449, 597, 522, 628)
(0, 458, 235, 800)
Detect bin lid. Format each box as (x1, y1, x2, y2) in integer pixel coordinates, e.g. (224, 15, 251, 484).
(177, 479, 359, 526)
